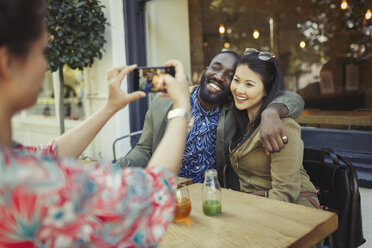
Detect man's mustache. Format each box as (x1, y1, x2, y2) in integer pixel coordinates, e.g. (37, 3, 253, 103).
(206, 77, 224, 90)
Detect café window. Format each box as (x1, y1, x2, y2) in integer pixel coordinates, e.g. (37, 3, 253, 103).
(26, 71, 55, 118)
(25, 66, 85, 121)
(188, 0, 372, 129)
(60, 66, 85, 121)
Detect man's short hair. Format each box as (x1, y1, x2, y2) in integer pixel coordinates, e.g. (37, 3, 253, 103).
(215, 50, 241, 62)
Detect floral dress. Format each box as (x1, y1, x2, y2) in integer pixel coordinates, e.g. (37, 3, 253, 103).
(0, 141, 176, 247)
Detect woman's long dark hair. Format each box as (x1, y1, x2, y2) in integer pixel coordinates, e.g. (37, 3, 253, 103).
(0, 0, 46, 58)
(231, 52, 284, 149)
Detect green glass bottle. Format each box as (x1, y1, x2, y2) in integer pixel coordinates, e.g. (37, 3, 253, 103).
(202, 169, 222, 216)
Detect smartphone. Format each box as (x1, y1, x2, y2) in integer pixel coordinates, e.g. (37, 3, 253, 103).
(133, 66, 175, 92)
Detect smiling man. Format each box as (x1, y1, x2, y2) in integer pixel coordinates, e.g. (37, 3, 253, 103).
(117, 51, 304, 186)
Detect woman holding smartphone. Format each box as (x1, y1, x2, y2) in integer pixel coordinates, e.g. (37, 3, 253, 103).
(0, 0, 190, 246)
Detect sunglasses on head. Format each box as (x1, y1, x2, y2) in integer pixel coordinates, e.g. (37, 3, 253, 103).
(244, 48, 275, 61)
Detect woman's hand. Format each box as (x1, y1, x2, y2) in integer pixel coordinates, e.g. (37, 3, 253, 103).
(105, 64, 146, 114)
(147, 60, 190, 174)
(56, 64, 145, 158)
(158, 60, 190, 110)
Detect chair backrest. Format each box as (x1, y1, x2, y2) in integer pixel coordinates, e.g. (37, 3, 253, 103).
(303, 147, 366, 248)
(112, 130, 143, 162)
(301, 127, 372, 188)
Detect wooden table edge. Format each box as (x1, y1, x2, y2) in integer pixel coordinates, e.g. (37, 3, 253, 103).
(176, 177, 193, 186)
(289, 211, 338, 247)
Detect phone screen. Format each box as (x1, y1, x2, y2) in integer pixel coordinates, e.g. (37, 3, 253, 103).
(133, 66, 175, 92)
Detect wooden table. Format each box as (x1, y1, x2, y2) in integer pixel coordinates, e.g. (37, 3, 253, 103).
(159, 184, 337, 248)
(177, 177, 193, 186)
(295, 109, 372, 127)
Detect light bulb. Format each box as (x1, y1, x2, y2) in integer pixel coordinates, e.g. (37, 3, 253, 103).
(366, 9, 372, 20)
(224, 42, 230, 48)
(253, 29, 260, 39)
(341, 0, 348, 10)
(219, 24, 225, 34)
(300, 41, 306, 48)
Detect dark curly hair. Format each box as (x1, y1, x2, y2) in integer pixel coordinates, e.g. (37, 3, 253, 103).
(0, 0, 46, 58)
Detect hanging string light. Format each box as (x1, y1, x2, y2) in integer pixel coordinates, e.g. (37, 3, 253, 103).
(219, 24, 225, 34)
(340, 0, 348, 10)
(365, 9, 372, 20)
(253, 29, 260, 39)
(224, 42, 230, 48)
(299, 40, 306, 49)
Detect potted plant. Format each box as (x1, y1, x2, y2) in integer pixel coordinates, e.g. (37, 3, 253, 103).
(46, 0, 107, 134)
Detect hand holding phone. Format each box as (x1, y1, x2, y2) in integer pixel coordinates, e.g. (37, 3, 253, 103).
(133, 66, 175, 93)
(105, 64, 146, 113)
(160, 60, 190, 110)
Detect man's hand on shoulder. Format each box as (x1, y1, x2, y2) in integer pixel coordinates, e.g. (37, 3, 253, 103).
(260, 104, 289, 154)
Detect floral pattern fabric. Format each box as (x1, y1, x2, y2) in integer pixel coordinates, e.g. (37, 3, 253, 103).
(0, 141, 176, 247)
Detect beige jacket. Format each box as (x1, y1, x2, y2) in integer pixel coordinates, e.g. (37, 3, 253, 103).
(230, 118, 318, 208)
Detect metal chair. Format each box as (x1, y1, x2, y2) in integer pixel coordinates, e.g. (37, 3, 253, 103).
(112, 130, 143, 163)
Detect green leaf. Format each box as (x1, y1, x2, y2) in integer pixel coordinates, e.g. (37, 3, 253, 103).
(46, 0, 108, 70)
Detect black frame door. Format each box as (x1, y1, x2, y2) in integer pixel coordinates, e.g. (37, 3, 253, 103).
(123, 0, 150, 146)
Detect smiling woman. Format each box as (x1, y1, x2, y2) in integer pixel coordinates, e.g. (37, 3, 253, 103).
(230, 50, 283, 150)
(228, 51, 322, 236)
(231, 66, 267, 120)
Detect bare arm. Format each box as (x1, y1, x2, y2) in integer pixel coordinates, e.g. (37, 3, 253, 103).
(147, 60, 190, 174)
(56, 65, 145, 158)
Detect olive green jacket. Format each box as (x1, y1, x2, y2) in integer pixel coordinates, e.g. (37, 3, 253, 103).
(230, 118, 317, 207)
(116, 89, 304, 183)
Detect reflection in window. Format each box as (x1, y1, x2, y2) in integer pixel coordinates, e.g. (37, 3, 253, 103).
(27, 71, 55, 118)
(190, 0, 372, 113)
(61, 66, 85, 120)
(26, 66, 85, 120)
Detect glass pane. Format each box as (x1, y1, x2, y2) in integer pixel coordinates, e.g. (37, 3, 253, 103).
(189, 0, 372, 129)
(27, 71, 55, 117)
(26, 66, 85, 120)
(62, 66, 85, 120)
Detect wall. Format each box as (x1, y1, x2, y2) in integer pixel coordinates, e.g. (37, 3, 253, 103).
(188, 0, 205, 84)
(145, 0, 191, 79)
(12, 0, 132, 161)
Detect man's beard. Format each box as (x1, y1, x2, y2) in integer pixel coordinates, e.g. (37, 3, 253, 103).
(198, 72, 231, 104)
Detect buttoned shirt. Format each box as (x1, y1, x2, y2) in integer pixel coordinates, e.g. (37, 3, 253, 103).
(179, 87, 222, 183)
